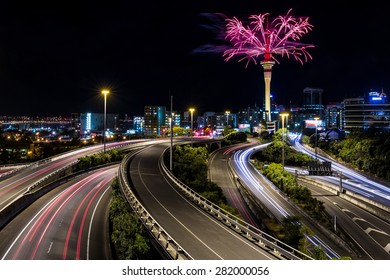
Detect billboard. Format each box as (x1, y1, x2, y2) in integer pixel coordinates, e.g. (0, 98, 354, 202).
(305, 119, 322, 128)
(238, 123, 251, 133)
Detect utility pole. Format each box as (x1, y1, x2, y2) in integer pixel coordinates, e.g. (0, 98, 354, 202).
(170, 95, 173, 171)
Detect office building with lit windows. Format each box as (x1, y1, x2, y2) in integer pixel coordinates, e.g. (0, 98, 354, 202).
(79, 112, 116, 136)
(144, 106, 166, 136)
(324, 102, 342, 129)
(133, 116, 144, 134)
(342, 91, 390, 130)
(237, 106, 262, 133)
(302, 87, 324, 119)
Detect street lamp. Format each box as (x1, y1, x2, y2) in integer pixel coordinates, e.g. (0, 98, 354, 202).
(102, 89, 109, 153)
(169, 95, 173, 171)
(225, 110, 230, 127)
(280, 112, 289, 171)
(189, 108, 195, 146)
(169, 115, 173, 171)
(314, 117, 319, 160)
(189, 108, 195, 136)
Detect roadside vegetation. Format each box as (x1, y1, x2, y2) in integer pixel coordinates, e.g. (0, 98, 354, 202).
(251, 129, 353, 259)
(109, 177, 161, 259)
(251, 146, 327, 254)
(319, 129, 390, 182)
(172, 144, 239, 216)
(252, 131, 328, 227)
(74, 149, 126, 171)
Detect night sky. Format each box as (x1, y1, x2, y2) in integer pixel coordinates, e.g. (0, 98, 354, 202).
(1, 1, 389, 117)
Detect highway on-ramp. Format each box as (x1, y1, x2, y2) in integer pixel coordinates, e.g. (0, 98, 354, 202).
(127, 142, 280, 260)
(216, 142, 353, 259)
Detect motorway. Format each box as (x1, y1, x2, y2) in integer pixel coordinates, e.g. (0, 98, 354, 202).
(127, 142, 281, 260)
(0, 139, 153, 213)
(209, 141, 352, 259)
(3, 135, 387, 260)
(0, 138, 284, 260)
(290, 136, 390, 259)
(220, 136, 390, 259)
(300, 178, 390, 259)
(0, 165, 116, 260)
(292, 135, 390, 207)
(208, 141, 263, 229)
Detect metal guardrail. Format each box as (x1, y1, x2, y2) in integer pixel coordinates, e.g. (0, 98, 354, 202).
(117, 148, 193, 260)
(297, 175, 390, 223)
(0, 142, 132, 180)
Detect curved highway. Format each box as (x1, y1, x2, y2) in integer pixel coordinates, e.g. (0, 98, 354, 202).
(127, 142, 280, 260)
(211, 141, 352, 259)
(0, 165, 117, 260)
(208, 142, 264, 228)
(226, 136, 389, 259)
(291, 134, 390, 207)
(0, 139, 154, 213)
(301, 179, 390, 259)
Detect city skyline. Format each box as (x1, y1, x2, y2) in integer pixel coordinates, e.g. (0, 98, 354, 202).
(1, 1, 389, 117)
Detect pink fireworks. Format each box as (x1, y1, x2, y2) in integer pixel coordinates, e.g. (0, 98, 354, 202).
(223, 9, 315, 67)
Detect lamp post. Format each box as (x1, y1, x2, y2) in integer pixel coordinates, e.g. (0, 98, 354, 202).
(189, 108, 195, 146)
(280, 113, 289, 171)
(170, 95, 173, 171)
(101, 89, 109, 153)
(314, 117, 319, 160)
(169, 114, 174, 171)
(225, 110, 230, 127)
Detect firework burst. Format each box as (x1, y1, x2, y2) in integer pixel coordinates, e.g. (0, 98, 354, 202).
(223, 8, 315, 67)
(222, 9, 315, 122)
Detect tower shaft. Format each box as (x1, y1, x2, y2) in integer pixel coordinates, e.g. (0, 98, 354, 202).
(260, 60, 275, 122)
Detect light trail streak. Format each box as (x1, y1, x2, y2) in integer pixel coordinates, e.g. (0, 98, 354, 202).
(292, 134, 390, 206)
(229, 143, 340, 259)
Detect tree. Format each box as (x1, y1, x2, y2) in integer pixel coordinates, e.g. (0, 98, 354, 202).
(281, 216, 302, 248)
(313, 245, 327, 260)
(109, 178, 157, 259)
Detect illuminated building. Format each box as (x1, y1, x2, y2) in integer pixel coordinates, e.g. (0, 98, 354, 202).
(302, 87, 324, 119)
(342, 90, 390, 130)
(80, 112, 116, 136)
(144, 106, 166, 136)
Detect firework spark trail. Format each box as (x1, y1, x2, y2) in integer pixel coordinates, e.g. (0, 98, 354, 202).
(223, 9, 315, 122)
(223, 9, 315, 67)
(193, 9, 315, 123)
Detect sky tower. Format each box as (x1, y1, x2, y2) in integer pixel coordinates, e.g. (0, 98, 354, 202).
(222, 9, 315, 123)
(261, 52, 275, 122)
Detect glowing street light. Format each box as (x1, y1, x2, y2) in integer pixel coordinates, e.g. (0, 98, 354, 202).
(314, 116, 320, 160)
(189, 108, 195, 146)
(225, 110, 230, 127)
(102, 89, 109, 153)
(189, 108, 195, 135)
(280, 112, 289, 171)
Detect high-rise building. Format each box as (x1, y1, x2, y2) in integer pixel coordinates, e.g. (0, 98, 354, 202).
(133, 116, 144, 134)
(237, 106, 262, 132)
(303, 87, 324, 119)
(166, 111, 181, 127)
(342, 91, 390, 130)
(80, 112, 116, 136)
(324, 102, 342, 129)
(144, 106, 166, 136)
